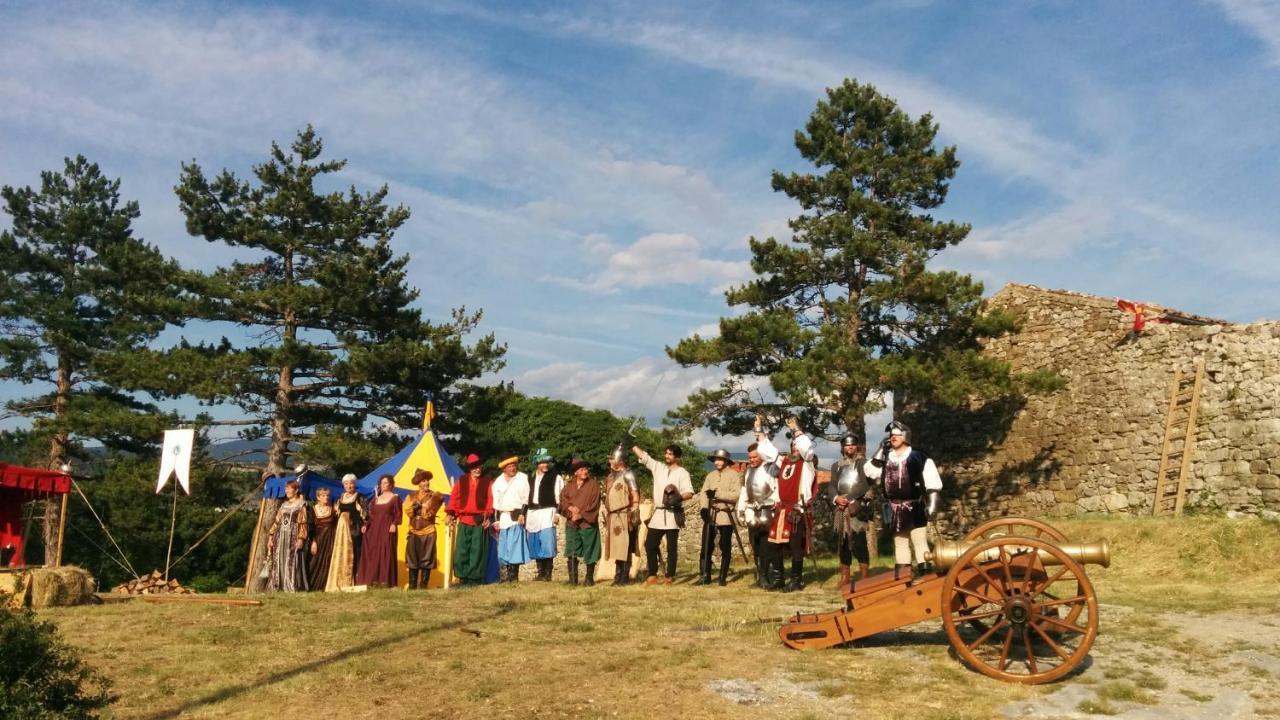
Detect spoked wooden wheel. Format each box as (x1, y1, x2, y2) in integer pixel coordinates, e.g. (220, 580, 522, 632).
(964, 517, 1067, 543)
(941, 536, 1098, 684)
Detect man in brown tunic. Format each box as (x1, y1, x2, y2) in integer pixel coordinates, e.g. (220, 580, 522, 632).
(404, 468, 444, 590)
(558, 457, 602, 586)
(602, 445, 640, 585)
(697, 449, 743, 586)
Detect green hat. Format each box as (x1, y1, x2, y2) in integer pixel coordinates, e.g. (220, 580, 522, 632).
(532, 447, 553, 463)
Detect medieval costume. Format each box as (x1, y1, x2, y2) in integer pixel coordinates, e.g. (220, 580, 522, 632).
(525, 448, 563, 581)
(492, 457, 531, 582)
(404, 469, 444, 590)
(698, 450, 742, 586)
(356, 484, 402, 587)
(267, 495, 311, 592)
(448, 454, 493, 585)
(327, 478, 367, 591)
(307, 494, 337, 591)
(758, 427, 816, 592)
(558, 458, 602, 586)
(602, 450, 639, 586)
(864, 423, 942, 579)
(736, 449, 778, 588)
(635, 446, 693, 584)
(829, 436, 873, 590)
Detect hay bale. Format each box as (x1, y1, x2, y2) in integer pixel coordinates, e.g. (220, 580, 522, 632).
(27, 566, 97, 608)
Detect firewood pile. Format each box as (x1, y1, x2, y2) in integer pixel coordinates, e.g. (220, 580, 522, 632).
(110, 570, 196, 595)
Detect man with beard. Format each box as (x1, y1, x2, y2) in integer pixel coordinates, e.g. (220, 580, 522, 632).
(697, 449, 742, 586)
(633, 443, 694, 585)
(602, 444, 640, 586)
(525, 448, 563, 581)
(756, 416, 817, 592)
(828, 436, 872, 592)
(863, 422, 942, 580)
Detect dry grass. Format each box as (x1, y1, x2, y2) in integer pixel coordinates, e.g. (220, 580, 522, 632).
(40, 514, 1280, 719)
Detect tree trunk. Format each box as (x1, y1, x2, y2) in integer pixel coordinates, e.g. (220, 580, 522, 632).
(44, 356, 71, 566)
(266, 247, 297, 477)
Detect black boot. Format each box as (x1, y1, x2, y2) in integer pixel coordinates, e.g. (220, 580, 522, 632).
(567, 558, 579, 586)
(584, 564, 595, 587)
(914, 561, 934, 580)
(407, 569, 417, 590)
(784, 561, 804, 593)
(718, 561, 730, 587)
(894, 563, 911, 580)
(536, 558, 550, 581)
(612, 561, 626, 586)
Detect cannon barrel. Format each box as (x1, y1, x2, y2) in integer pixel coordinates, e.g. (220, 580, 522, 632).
(928, 539, 1110, 571)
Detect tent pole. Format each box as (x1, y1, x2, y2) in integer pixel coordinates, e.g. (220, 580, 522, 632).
(54, 492, 69, 567)
(244, 499, 266, 593)
(164, 481, 178, 581)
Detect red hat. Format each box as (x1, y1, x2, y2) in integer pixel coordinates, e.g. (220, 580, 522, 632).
(463, 453, 483, 470)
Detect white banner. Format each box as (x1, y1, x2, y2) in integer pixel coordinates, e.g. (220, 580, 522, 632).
(156, 429, 195, 494)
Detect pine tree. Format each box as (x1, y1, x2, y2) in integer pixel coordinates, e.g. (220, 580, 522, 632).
(0, 156, 182, 563)
(150, 126, 506, 474)
(667, 80, 1056, 444)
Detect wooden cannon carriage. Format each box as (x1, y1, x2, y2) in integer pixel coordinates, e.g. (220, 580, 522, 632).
(779, 518, 1110, 684)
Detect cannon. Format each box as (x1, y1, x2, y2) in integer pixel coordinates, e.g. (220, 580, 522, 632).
(778, 518, 1109, 684)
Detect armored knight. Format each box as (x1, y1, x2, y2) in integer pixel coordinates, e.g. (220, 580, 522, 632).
(863, 421, 942, 580)
(756, 416, 817, 592)
(736, 441, 777, 588)
(602, 443, 640, 586)
(697, 449, 742, 586)
(828, 436, 872, 591)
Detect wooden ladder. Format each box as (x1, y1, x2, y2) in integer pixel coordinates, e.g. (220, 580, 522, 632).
(1153, 358, 1205, 515)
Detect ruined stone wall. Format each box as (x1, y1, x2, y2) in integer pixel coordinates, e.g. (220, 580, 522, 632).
(916, 284, 1280, 525)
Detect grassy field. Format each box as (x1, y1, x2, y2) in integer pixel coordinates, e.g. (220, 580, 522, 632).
(41, 515, 1280, 719)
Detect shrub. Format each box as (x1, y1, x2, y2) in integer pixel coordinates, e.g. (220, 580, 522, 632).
(0, 606, 115, 719)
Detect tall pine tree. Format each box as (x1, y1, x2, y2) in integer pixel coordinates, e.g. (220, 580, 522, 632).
(149, 126, 505, 474)
(667, 80, 1056, 444)
(0, 156, 182, 563)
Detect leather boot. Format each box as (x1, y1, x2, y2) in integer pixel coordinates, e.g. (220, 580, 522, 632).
(584, 564, 596, 587)
(894, 563, 911, 580)
(858, 563, 870, 581)
(914, 561, 934, 580)
(537, 559, 552, 581)
(837, 564, 851, 594)
(407, 569, 418, 590)
(784, 561, 804, 593)
(567, 557, 579, 586)
(612, 561, 626, 586)
(717, 560, 729, 587)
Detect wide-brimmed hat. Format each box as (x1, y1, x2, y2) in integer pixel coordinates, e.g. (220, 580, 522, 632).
(569, 457, 589, 472)
(411, 468, 434, 485)
(710, 449, 732, 463)
(463, 453, 483, 470)
(532, 447, 553, 463)
(497, 456, 519, 470)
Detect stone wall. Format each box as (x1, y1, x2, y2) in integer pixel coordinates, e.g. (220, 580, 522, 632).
(912, 284, 1280, 526)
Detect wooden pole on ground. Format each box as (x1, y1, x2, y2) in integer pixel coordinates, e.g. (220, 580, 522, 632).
(244, 499, 266, 592)
(164, 480, 179, 581)
(53, 492, 69, 567)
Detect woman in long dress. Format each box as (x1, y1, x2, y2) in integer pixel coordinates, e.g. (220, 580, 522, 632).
(327, 473, 366, 591)
(308, 486, 337, 591)
(356, 474, 402, 588)
(267, 479, 311, 592)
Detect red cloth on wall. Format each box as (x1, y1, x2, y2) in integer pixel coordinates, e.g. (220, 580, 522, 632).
(0, 464, 72, 567)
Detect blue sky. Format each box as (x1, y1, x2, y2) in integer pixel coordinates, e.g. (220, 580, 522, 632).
(2, 0, 1278, 448)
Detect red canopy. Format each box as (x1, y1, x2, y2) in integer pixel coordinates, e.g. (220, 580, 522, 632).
(1, 464, 72, 568)
(0, 463, 72, 495)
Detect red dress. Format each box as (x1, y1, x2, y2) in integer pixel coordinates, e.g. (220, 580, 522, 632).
(356, 493, 402, 587)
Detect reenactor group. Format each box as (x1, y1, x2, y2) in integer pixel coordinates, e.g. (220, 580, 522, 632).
(396, 415, 944, 592)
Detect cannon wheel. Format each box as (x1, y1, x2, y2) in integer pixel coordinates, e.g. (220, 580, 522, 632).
(941, 536, 1098, 684)
(964, 517, 1067, 543)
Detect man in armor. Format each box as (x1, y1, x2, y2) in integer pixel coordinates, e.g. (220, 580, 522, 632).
(736, 441, 775, 588)
(756, 416, 817, 592)
(863, 421, 943, 580)
(525, 448, 563, 581)
(697, 449, 742, 586)
(828, 436, 872, 592)
(602, 444, 640, 586)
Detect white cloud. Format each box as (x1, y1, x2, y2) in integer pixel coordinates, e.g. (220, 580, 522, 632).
(513, 356, 725, 423)
(1214, 0, 1280, 64)
(954, 199, 1115, 260)
(546, 233, 751, 294)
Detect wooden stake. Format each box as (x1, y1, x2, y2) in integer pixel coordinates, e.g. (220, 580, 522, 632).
(53, 492, 69, 567)
(142, 595, 262, 607)
(164, 480, 178, 581)
(244, 499, 266, 593)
